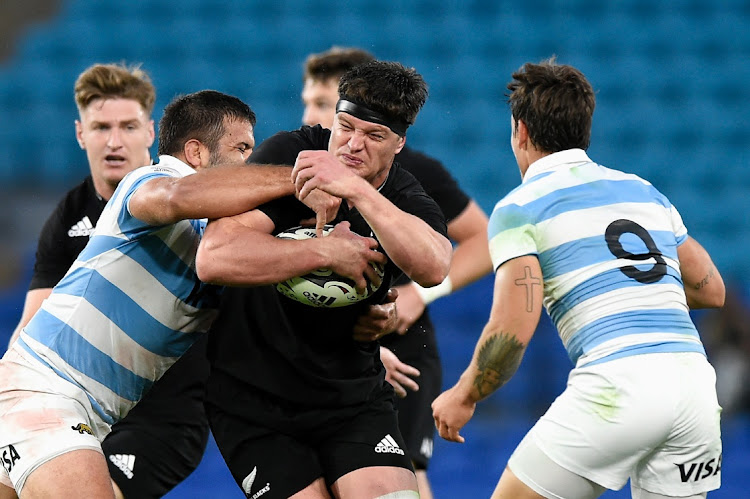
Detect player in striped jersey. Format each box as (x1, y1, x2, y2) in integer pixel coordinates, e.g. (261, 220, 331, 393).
(0, 89, 375, 498)
(432, 58, 725, 499)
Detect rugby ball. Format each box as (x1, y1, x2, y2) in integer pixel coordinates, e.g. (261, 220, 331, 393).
(275, 225, 385, 308)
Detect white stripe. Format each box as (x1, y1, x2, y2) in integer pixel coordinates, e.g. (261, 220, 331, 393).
(533, 202, 678, 253)
(556, 283, 688, 347)
(576, 333, 704, 367)
(127, 455, 135, 471)
(385, 434, 400, 448)
(83, 216, 94, 229)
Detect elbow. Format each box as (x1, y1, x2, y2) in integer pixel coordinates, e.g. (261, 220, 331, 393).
(412, 240, 452, 287)
(195, 245, 222, 284)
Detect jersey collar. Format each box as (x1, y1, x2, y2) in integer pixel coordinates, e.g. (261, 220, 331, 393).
(157, 155, 198, 176)
(523, 148, 592, 183)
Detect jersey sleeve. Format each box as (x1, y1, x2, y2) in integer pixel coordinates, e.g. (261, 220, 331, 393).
(669, 204, 688, 246)
(488, 199, 538, 271)
(28, 202, 73, 290)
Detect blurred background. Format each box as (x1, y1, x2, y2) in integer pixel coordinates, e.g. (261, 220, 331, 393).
(0, 0, 748, 497)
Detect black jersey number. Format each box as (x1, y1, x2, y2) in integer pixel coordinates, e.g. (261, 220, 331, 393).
(605, 219, 667, 284)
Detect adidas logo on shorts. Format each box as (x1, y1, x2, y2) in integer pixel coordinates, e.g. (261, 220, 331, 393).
(109, 454, 135, 480)
(374, 434, 405, 455)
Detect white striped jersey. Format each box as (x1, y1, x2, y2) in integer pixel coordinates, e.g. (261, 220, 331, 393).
(19, 156, 222, 424)
(488, 149, 704, 368)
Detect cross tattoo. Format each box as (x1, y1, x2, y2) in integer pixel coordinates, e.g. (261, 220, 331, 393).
(514, 266, 541, 312)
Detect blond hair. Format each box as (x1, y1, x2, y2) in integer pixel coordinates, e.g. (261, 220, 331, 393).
(74, 62, 156, 115)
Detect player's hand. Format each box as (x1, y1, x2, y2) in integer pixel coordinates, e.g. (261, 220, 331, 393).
(296, 188, 341, 237)
(292, 150, 365, 200)
(432, 385, 476, 443)
(392, 283, 426, 335)
(352, 288, 399, 342)
(381, 346, 420, 398)
(324, 222, 386, 293)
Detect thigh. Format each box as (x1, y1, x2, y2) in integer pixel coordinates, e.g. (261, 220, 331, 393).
(632, 354, 722, 497)
(207, 401, 323, 499)
(102, 420, 209, 498)
(318, 393, 414, 486)
(22, 449, 114, 499)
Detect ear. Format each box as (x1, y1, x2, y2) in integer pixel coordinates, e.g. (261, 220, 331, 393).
(146, 120, 156, 148)
(394, 135, 406, 155)
(75, 120, 85, 149)
(182, 139, 209, 169)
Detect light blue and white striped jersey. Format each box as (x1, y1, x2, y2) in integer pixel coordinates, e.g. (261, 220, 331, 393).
(19, 155, 222, 424)
(488, 149, 704, 368)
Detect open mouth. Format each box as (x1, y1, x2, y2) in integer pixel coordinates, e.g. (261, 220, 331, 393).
(104, 155, 127, 166)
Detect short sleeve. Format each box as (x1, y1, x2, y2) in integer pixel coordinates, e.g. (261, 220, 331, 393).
(488, 200, 538, 271)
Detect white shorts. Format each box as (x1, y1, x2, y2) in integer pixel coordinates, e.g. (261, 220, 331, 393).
(0, 343, 110, 493)
(508, 352, 722, 497)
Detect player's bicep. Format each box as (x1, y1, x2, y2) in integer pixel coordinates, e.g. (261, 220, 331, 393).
(488, 255, 543, 346)
(677, 236, 725, 308)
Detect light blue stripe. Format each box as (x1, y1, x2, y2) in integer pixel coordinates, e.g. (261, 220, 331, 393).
(16, 337, 116, 424)
(539, 230, 680, 281)
(584, 341, 706, 367)
(77, 235, 129, 262)
(116, 173, 171, 235)
(547, 267, 683, 325)
(566, 309, 699, 363)
(491, 179, 669, 233)
(23, 310, 153, 404)
(52, 267, 202, 356)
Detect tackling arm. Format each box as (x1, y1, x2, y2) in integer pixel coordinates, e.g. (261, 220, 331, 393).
(129, 163, 296, 226)
(432, 255, 543, 443)
(8, 288, 51, 347)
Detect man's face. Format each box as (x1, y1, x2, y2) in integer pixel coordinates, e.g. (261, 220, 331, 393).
(75, 98, 154, 196)
(301, 77, 339, 129)
(208, 117, 255, 166)
(328, 111, 405, 187)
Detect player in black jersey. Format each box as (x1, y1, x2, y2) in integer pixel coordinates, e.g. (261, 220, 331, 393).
(201, 61, 453, 498)
(300, 47, 493, 498)
(8, 63, 210, 499)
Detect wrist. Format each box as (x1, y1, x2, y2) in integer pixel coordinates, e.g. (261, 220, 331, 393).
(412, 276, 453, 305)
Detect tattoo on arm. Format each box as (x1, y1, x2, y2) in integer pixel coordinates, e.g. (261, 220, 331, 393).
(473, 333, 525, 399)
(693, 266, 715, 290)
(514, 266, 541, 312)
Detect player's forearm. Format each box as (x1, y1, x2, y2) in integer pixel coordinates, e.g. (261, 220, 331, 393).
(349, 186, 451, 286)
(9, 288, 52, 347)
(458, 326, 527, 403)
(196, 221, 331, 286)
(133, 164, 295, 225)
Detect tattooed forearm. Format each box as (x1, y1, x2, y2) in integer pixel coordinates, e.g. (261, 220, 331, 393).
(693, 266, 715, 290)
(514, 266, 541, 312)
(473, 333, 525, 399)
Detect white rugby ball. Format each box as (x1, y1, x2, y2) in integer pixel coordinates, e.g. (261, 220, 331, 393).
(275, 225, 385, 308)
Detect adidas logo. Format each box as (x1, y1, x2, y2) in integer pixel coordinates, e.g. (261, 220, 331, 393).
(68, 216, 95, 237)
(374, 434, 405, 455)
(109, 454, 135, 479)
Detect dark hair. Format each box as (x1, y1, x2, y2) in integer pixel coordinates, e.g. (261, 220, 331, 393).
(75, 62, 156, 115)
(338, 60, 427, 133)
(506, 57, 595, 152)
(303, 46, 375, 83)
(157, 90, 256, 156)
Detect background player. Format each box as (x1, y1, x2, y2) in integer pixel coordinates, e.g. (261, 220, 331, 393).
(301, 46, 492, 498)
(7, 62, 214, 499)
(432, 58, 725, 499)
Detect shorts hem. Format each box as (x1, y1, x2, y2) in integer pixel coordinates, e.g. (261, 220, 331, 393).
(634, 478, 721, 496)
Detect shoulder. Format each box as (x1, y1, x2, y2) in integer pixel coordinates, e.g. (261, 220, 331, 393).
(249, 125, 329, 165)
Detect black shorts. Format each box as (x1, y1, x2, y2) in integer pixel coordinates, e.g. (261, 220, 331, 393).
(206, 377, 413, 499)
(103, 419, 209, 498)
(381, 314, 442, 469)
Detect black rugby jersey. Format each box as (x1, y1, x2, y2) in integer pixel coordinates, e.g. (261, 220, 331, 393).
(207, 125, 447, 408)
(29, 174, 209, 427)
